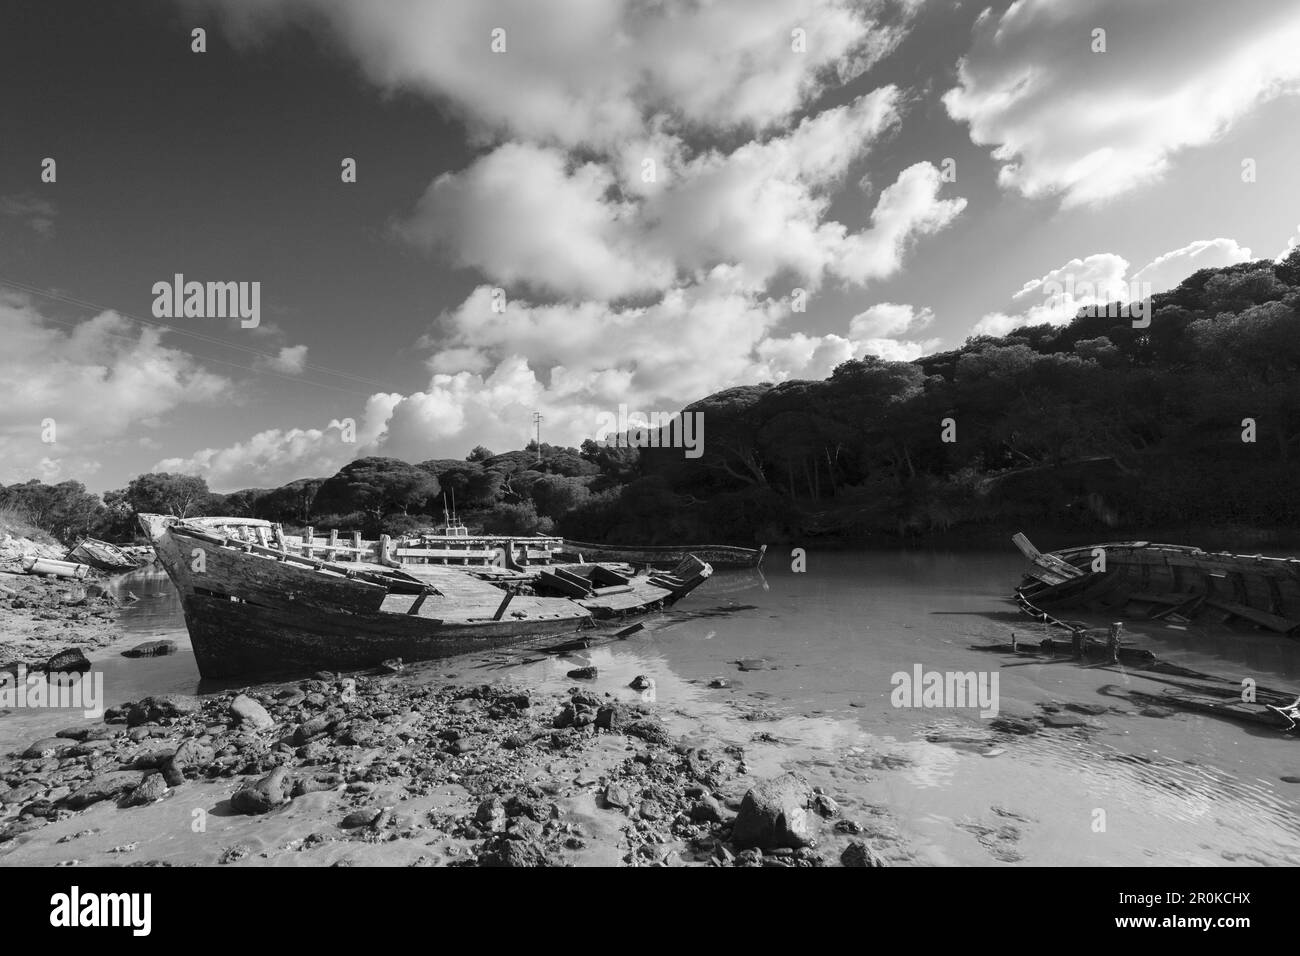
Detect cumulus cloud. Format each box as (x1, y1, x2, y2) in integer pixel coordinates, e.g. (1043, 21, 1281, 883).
(944, 0, 1300, 207)
(254, 344, 310, 375)
(0, 292, 229, 483)
(973, 237, 1258, 336)
(1133, 238, 1254, 292)
(205, 0, 913, 150)
(395, 93, 963, 300)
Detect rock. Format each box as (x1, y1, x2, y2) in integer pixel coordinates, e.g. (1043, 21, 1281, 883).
(126, 694, 200, 726)
(291, 772, 343, 797)
(230, 766, 292, 815)
(594, 702, 634, 732)
(638, 800, 664, 821)
(474, 797, 506, 833)
(731, 772, 817, 850)
(813, 793, 840, 818)
(339, 808, 380, 829)
(124, 773, 169, 807)
(708, 678, 732, 689)
(603, 783, 632, 809)
(121, 640, 177, 658)
(629, 675, 655, 691)
(625, 718, 673, 746)
(63, 771, 144, 810)
(735, 658, 768, 672)
(478, 835, 553, 867)
(43, 648, 91, 674)
(991, 715, 1039, 735)
(23, 737, 72, 759)
(841, 841, 888, 867)
(162, 740, 215, 785)
(229, 694, 275, 730)
(293, 715, 333, 744)
(690, 795, 726, 823)
(566, 665, 598, 680)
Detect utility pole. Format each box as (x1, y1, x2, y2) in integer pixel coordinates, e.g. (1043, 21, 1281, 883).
(532, 411, 543, 463)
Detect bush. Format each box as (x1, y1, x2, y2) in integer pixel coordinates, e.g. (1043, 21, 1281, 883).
(482, 502, 555, 536)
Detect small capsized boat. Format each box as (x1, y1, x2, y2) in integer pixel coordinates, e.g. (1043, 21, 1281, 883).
(1012, 532, 1300, 635)
(139, 514, 712, 679)
(66, 537, 145, 573)
(558, 540, 766, 570)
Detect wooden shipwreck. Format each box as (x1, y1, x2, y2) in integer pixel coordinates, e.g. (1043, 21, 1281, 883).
(66, 537, 146, 573)
(1013, 532, 1300, 636)
(140, 514, 712, 679)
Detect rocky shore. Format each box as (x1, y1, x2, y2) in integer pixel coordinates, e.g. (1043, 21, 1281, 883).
(0, 532, 126, 672)
(0, 668, 897, 867)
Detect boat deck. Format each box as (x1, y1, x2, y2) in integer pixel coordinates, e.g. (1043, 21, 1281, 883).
(383, 565, 587, 623)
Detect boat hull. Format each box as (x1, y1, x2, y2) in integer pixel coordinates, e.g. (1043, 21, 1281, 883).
(181, 592, 587, 678)
(1014, 535, 1300, 635)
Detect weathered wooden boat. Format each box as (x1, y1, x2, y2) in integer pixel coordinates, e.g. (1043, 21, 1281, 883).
(559, 540, 766, 570)
(185, 515, 562, 569)
(66, 537, 144, 573)
(140, 515, 712, 678)
(1013, 532, 1300, 635)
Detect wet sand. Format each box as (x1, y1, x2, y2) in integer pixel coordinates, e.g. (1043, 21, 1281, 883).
(3, 554, 1300, 866)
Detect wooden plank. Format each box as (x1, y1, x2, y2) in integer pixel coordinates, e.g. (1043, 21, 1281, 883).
(1203, 598, 1300, 634)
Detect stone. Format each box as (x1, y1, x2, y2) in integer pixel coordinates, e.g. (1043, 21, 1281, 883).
(230, 766, 292, 815)
(124, 773, 169, 807)
(126, 694, 200, 726)
(731, 772, 817, 850)
(629, 675, 655, 691)
(121, 640, 177, 658)
(230, 694, 275, 730)
(23, 737, 71, 759)
(43, 648, 91, 674)
(63, 771, 144, 809)
(625, 718, 673, 746)
(474, 797, 507, 833)
(339, 808, 380, 829)
(813, 793, 840, 817)
(603, 783, 632, 809)
(689, 795, 726, 824)
(566, 665, 598, 680)
(841, 841, 888, 867)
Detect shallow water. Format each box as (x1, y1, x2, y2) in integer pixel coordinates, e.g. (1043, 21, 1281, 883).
(6, 551, 1300, 866)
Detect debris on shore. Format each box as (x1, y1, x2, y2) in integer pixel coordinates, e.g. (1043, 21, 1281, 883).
(0, 671, 894, 867)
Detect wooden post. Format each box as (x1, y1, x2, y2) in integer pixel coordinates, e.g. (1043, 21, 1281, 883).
(1010, 632, 1017, 653)
(327, 529, 338, 562)
(352, 531, 362, 563)
(492, 589, 515, 621)
(256, 527, 269, 548)
(379, 534, 392, 567)
(1071, 627, 1084, 660)
(1107, 622, 1123, 664)
(303, 526, 315, 559)
(272, 525, 287, 553)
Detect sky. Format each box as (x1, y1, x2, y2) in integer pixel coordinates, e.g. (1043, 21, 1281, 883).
(2, 0, 1299, 494)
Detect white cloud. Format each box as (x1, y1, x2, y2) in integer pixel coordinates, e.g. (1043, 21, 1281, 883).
(206, 0, 912, 150)
(395, 94, 964, 300)
(254, 344, 309, 375)
(944, 0, 1300, 207)
(1133, 238, 1254, 292)
(0, 292, 229, 484)
(973, 236, 1258, 336)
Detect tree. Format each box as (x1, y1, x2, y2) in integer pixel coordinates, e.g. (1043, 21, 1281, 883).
(121, 472, 211, 519)
(312, 458, 440, 530)
(466, 445, 495, 462)
(0, 480, 104, 542)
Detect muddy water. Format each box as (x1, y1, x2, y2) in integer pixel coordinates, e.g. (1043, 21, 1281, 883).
(6, 552, 1300, 866)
